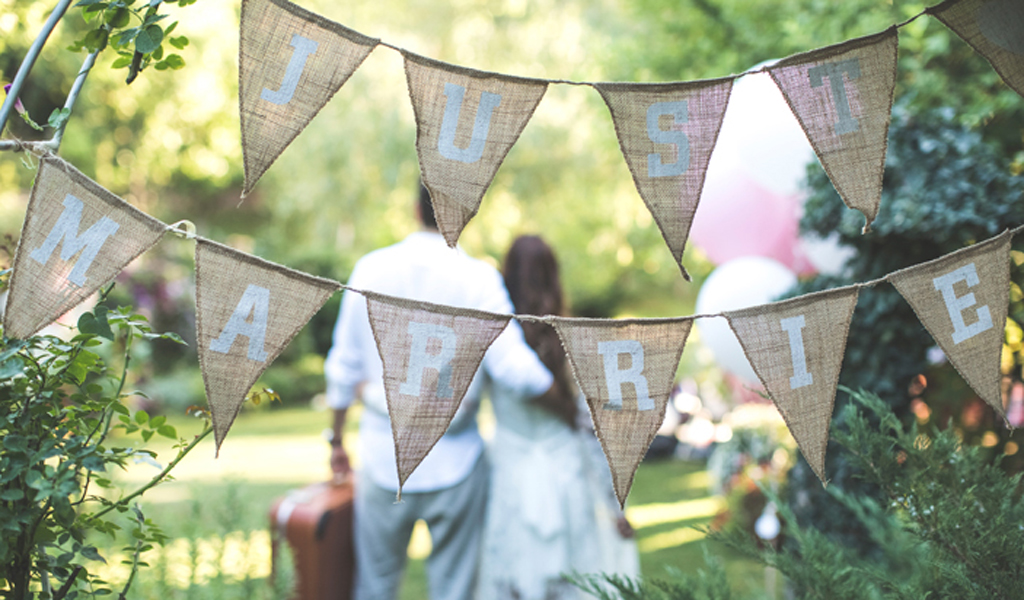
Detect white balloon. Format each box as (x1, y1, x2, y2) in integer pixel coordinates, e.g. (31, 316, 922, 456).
(695, 256, 798, 383)
(706, 63, 815, 199)
(798, 232, 857, 277)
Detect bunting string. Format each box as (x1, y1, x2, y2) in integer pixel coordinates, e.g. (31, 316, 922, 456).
(3, 0, 1023, 502)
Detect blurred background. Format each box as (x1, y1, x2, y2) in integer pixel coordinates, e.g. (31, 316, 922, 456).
(3, 0, 1024, 597)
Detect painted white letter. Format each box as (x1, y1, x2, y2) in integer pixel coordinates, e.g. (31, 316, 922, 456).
(29, 194, 120, 287)
(808, 58, 861, 135)
(399, 322, 458, 398)
(209, 285, 271, 362)
(598, 340, 654, 411)
(646, 100, 690, 178)
(437, 83, 502, 164)
(780, 315, 813, 389)
(932, 263, 993, 345)
(261, 34, 319, 106)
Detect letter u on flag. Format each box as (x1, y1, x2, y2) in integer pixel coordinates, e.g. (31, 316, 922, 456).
(239, 0, 378, 196)
(768, 28, 898, 231)
(888, 231, 1011, 420)
(4, 157, 167, 340)
(549, 317, 693, 507)
(362, 291, 512, 494)
(194, 239, 340, 453)
(928, 0, 1024, 98)
(404, 52, 548, 247)
(595, 77, 734, 280)
(725, 287, 859, 485)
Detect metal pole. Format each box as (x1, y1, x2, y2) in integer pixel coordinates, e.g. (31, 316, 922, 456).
(0, 0, 76, 139)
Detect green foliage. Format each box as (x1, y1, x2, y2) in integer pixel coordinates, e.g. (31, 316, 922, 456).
(0, 295, 210, 599)
(728, 389, 1024, 599)
(67, 0, 191, 84)
(569, 548, 734, 600)
(578, 389, 1024, 599)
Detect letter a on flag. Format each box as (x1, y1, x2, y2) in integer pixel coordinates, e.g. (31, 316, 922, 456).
(768, 28, 898, 231)
(239, 0, 378, 196)
(595, 77, 734, 280)
(363, 291, 512, 493)
(4, 157, 166, 339)
(928, 0, 1024, 98)
(888, 231, 1011, 420)
(195, 239, 340, 452)
(725, 288, 859, 485)
(404, 52, 547, 247)
(550, 317, 692, 507)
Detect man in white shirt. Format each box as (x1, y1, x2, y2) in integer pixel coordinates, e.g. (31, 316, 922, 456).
(324, 185, 554, 600)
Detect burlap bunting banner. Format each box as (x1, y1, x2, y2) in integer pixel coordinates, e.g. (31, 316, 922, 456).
(239, 0, 378, 197)
(549, 316, 693, 507)
(194, 239, 340, 452)
(362, 291, 513, 493)
(404, 52, 548, 247)
(768, 28, 898, 231)
(595, 78, 734, 280)
(888, 231, 1011, 419)
(4, 158, 167, 340)
(725, 288, 859, 484)
(928, 0, 1024, 98)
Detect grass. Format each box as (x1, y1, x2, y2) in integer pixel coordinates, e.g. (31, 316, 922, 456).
(98, 404, 771, 598)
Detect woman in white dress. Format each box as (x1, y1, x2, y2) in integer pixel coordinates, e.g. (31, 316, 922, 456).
(477, 235, 639, 600)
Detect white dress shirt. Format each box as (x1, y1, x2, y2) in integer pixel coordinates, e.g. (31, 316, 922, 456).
(325, 231, 553, 492)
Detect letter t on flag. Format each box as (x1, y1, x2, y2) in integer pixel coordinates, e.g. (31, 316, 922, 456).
(363, 292, 512, 494)
(195, 239, 340, 453)
(550, 316, 693, 507)
(4, 157, 166, 339)
(768, 28, 898, 231)
(239, 0, 378, 197)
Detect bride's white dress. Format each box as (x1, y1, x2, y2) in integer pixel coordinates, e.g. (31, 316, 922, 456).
(477, 381, 640, 600)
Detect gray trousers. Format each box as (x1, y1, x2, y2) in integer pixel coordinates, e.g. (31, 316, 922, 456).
(352, 455, 489, 600)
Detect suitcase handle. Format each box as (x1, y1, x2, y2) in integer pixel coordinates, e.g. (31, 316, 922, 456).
(315, 511, 332, 541)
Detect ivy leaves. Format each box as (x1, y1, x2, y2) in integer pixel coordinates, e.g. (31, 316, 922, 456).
(68, 0, 192, 84)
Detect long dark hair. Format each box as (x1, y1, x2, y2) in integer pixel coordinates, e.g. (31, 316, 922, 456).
(504, 235, 577, 426)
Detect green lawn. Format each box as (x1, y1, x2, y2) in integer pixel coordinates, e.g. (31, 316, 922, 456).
(100, 404, 770, 598)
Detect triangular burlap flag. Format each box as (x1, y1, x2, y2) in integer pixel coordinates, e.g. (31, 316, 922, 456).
(549, 316, 692, 507)
(888, 231, 1011, 419)
(4, 157, 167, 339)
(595, 78, 734, 281)
(928, 0, 1024, 98)
(362, 290, 512, 493)
(404, 52, 548, 246)
(195, 238, 340, 452)
(768, 28, 898, 231)
(725, 287, 859, 485)
(239, 0, 378, 196)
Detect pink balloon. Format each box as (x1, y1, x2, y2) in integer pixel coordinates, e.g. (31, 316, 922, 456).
(690, 174, 813, 273)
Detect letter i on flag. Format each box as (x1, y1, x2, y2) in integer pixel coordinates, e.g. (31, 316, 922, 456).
(888, 231, 1012, 420)
(550, 317, 693, 507)
(768, 28, 898, 232)
(404, 52, 548, 247)
(725, 288, 859, 484)
(4, 157, 167, 340)
(239, 0, 378, 196)
(362, 291, 512, 494)
(595, 77, 734, 280)
(195, 239, 340, 452)
(928, 0, 1024, 98)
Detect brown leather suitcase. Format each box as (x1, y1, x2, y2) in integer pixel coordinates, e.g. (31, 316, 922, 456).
(270, 480, 355, 600)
